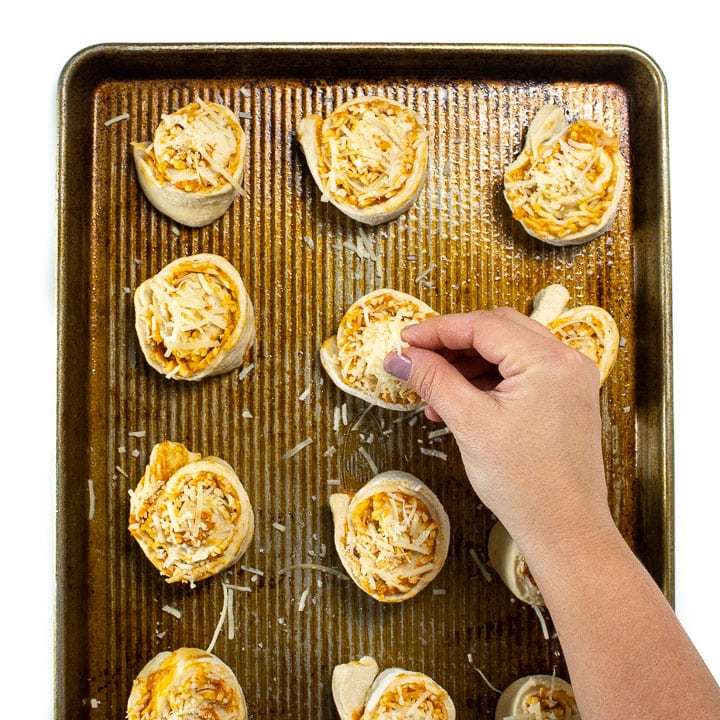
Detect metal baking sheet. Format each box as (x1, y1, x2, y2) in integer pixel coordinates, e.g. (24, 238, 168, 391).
(56, 43, 673, 720)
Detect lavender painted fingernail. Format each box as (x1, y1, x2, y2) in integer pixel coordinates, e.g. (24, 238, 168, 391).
(384, 352, 412, 382)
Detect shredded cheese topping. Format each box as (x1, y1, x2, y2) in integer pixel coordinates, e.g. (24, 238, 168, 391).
(317, 98, 426, 209)
(126, 647, 246, 720)
(513, 686, 579, 720)
(504, 120, 621, 240)
(343, 490, 440, 600)
(337, 291, 436, 405)
(129, 442, 253, 584)
(137, 100, 244, 194)
(548, 313, 608, 366)
(143, 263, 241, 377)
(366, 675, 451, 720)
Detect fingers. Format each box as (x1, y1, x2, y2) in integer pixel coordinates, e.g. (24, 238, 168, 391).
(401, 307, 558, 380)
(384, 344, 498, 430)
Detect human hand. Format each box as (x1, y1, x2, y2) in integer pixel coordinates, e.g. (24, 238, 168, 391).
(383, 307, 616, 568)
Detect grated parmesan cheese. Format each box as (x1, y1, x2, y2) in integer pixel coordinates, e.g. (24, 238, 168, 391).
(88, 479, 95, 520)
(297, 587, 310, 612)
(162, 604, 181, 619)
(237, 362, 255, 380)
(420, 447, 447, 461)
(104, 113, 130, 126)
(469, 548, 493, 583)
(281, 437, 314, 460)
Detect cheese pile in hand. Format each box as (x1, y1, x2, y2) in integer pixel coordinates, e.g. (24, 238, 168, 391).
(320, 288, 437, 410)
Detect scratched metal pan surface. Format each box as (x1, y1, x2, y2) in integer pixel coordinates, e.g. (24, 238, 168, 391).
(56, 43, 672, 720)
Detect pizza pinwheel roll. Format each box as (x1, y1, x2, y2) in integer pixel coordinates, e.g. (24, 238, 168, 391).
(320, 288, 437, 410)
(127, 647, 248, 720)
(487, 520, 544, 607)
(329, 470, 450, 602)
(132, 99, 248, 227)
(495, 675, 580, 720)
(134, 253, 255, 381)
(332, 656, 455, 720)
(530, 283, 619, 384)
(128, 441, 254, 584)
(504, 104, 625, 246)
(298, 95, 428, 225)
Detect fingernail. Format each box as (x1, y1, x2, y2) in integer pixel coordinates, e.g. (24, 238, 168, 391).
(384, 352, 412, 382)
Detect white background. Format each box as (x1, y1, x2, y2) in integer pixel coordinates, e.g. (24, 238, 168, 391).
(1, 3, 718, 717)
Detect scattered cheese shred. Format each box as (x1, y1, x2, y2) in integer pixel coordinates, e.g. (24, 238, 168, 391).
(272, 522, 287, 532)
(240, 564, 264, 577)
(277, 563, 349, 580)
(226, 585, 235, 640)
(357, 446, 379, 475)
(533, 603, 550, 640)
(469, 548, 493, 583)
(206, 582, 230, 654)
(88, 479, 95, 520)
(297, 587, 310, 612)
(237, 362, 255, 381)
(415, 262, 436, 283)
(104, 113, 130, 126)
(420, 447, 448, 461)
(472, 665, 503, 695)
(281, 436, 314, 460)
(161, 604, 182, 619)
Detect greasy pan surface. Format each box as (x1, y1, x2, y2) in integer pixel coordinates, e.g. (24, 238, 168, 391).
(56, 43, 672, 720)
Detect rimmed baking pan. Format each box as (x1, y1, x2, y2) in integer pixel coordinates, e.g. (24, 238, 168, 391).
(56, 43, 672, 720)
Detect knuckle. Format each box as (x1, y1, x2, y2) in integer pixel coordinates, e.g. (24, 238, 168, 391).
(546, 341, 600, 384)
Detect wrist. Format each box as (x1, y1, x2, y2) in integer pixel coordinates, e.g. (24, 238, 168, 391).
(513, 506, 624, 594)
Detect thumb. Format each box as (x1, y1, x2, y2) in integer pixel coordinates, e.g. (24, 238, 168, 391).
(384, 347, 495, 429)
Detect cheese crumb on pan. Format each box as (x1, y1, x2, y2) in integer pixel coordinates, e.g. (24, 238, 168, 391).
(128, 441, 254, 584)
(134, 253, 255, 381)
(504, 104, 625, 246)
(298, 95, 429, 225)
